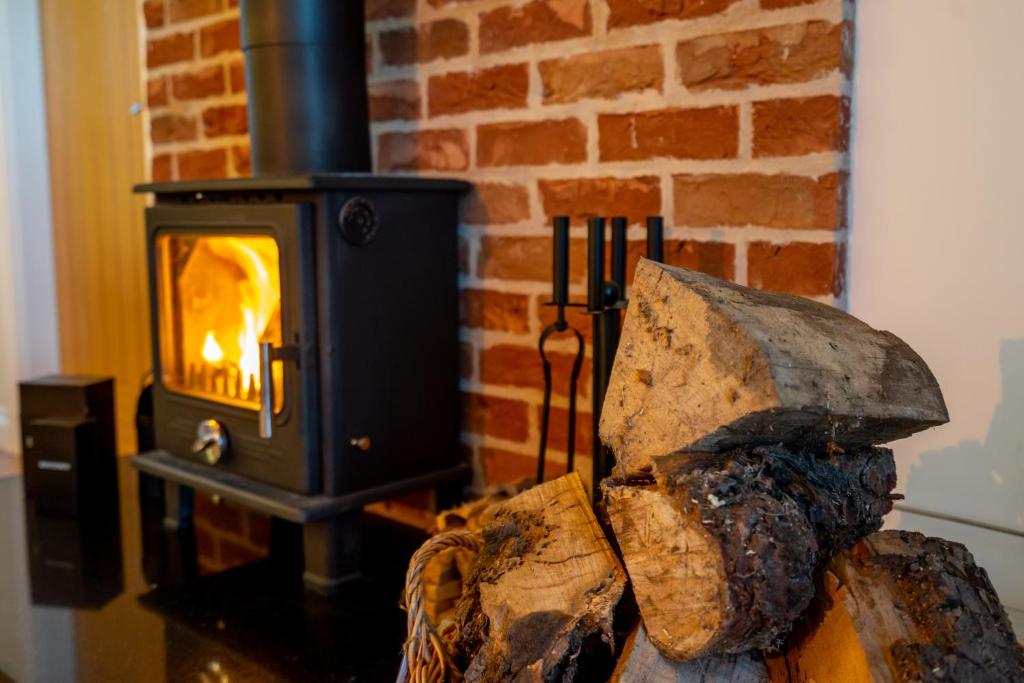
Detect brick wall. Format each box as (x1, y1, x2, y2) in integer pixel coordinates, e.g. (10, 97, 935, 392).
(141, 0, 853, 521)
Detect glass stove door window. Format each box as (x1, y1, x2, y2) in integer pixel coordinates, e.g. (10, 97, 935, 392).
(156, 233, 285, 413)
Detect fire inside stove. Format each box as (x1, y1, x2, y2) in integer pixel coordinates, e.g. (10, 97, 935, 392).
(155, 233, 284, 412)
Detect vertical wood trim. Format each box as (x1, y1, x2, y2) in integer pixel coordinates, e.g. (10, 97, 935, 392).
(40, 0, 151, 453)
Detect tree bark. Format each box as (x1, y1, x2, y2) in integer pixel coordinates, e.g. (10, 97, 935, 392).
(599, 259, 948, 476)
(769, 530, 1024, 682)
(604, 444, 897, 661)
(454, 472, 627, 682)
(612, 624, 770, 683)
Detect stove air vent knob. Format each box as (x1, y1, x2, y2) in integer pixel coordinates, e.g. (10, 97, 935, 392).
(338, 196, 380, 246)
(192, 419, 230, 465)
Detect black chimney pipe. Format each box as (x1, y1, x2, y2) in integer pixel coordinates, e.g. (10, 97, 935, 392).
(240, 0, 371, 175)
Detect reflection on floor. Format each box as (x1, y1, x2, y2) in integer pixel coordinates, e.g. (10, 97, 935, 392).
(0, 451, 19, 480)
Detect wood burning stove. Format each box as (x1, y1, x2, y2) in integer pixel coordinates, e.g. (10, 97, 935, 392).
(133, 0, 470, 592)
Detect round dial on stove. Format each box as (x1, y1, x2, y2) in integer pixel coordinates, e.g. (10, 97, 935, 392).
(338, 196, 380, 246)
(191, 419, 230, 465)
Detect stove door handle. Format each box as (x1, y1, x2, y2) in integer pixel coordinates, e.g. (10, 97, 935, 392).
(258, 341, 275, 439)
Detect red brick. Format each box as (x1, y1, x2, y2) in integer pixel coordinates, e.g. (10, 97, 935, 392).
(147, 33, 194, 69)
(168, 0, 221, 23)
(379, 20, 469, 66)
(152, 154, 173, 182)
(477, 119, 586, 167)
(246, 511, 271, 547)
(170, 64, 225, 100)
(480, 344, 590, 398)
(369, 80, 421, 122)
(195, 494, 243, 534)
(664, 240, 736, 280)
(537, 406, 593, 456)
(377, 129, 469, 172)
(762, 0, 816, 8)
(143, 0, 165, 29)
(463, 392, 530, 442)
(200, 17, 240, 58)
(481, 448, 561, 485)
(460, 341, 474, 379)
(539, 176, 661, 225)
(366, 0, 416, 20)
(178, 148, 228, 180)
(195, 526, 215, 560)
(753, 95, 849, 157)
(202, 104, 248, 137)
(607, 0, 739, 28)
(460, 289, 530, 333)
(477, 235, 585, 283)
(218, 537, 265, 567)
(480, 0, 591, 54)
(598, 106, 738, 161)
(147, 77, 168, 108)
(540, 45, 662, 104)
(673, 173, 845, 229)
(677, 21, 850, 91)
(150, 114, 197, 144)
(747, 241, 843, 296)
(428, 64, 529, 117)
(536, 299, 592, 343)
(461, 182, 531, 225)
(230, 144, 251, 175)
(228, 60, 245, 93)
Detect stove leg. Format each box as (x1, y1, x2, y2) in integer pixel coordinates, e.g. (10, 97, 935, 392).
(163, 481, 193, 531)
(302, 509, 362, 594)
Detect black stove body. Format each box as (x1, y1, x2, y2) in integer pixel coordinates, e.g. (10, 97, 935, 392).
(135, 176, 468, 591)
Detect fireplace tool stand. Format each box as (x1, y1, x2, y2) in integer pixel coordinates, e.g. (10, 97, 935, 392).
(538, 215, 664, 501)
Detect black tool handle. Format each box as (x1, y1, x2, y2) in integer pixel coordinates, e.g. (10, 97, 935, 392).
(552, 216, 570, 307)
(646, 216, 664, 262)
(587, 217, 606, 313)
(611, 216, 627, 295)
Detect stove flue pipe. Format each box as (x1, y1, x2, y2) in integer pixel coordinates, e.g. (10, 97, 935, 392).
(240, 0, 371, 175)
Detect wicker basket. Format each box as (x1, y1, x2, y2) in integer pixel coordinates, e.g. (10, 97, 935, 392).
(399, 530, 481, 683)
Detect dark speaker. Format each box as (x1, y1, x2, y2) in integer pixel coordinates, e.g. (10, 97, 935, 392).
(19, 376, 117, 517)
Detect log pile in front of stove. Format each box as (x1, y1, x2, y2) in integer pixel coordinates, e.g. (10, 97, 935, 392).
(406, 259, 1024, 683)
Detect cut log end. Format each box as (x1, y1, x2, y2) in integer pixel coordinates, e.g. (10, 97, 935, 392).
(612, 624, 770, 683)
(774, 529, 1024, 682)
(605, 444, 897, 660)
(454, 472, 627, 682)
(600, 259, 948, 476)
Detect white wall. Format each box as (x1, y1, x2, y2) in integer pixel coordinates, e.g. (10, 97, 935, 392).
(850, 0, 1024, 622)
(0, 0, 60, 454)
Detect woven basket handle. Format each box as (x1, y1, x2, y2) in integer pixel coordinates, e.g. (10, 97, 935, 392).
(401, 529, 482, 683)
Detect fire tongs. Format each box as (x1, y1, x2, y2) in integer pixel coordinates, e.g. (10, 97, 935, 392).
(537, 216, 584, 483)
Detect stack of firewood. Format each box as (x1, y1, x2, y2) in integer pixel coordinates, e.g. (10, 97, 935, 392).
(431, 260, 1023, 682)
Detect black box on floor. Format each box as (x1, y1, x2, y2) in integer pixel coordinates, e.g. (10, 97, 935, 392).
(19, 376, 117, 516)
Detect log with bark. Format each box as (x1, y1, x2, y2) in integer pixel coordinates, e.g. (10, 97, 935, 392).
(453, 472, 627, 682)
(599, 260, 949, 476)
(768, 530, 1024, 682)
(612, 624, 770, 683)
(603, 444, 898, 661)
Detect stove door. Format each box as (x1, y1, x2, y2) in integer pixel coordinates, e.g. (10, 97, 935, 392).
(146, 203, 319, 494)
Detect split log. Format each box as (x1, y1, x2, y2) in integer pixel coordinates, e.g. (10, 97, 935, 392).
(454, 472, 627, 682)
(599, 259, 948, 476)
(612, 624, 770, 683)
(770, 530, 1024, 682)
(604, 444, 897, 661)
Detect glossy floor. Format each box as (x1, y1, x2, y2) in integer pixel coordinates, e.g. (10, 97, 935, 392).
(0, 458, 425, 682)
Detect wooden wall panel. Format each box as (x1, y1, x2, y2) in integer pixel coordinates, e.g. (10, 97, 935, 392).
(40, 0, 151, 453)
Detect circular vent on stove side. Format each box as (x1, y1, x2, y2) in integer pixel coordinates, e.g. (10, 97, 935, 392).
(338, 196, 380, 246)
